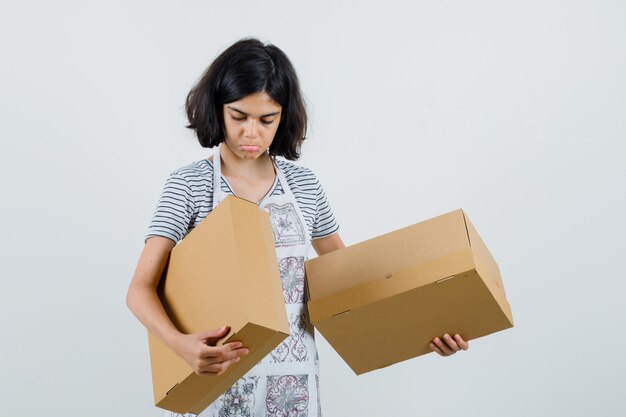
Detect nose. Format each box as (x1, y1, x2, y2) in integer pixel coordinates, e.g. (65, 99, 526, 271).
(244, 119, 260, 138)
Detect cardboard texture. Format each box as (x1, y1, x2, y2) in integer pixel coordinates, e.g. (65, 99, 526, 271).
(148, 195, 290, 414)
(305, 209, 513, 375)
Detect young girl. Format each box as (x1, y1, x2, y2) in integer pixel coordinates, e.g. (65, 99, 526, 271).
(127, 37, 468, 417)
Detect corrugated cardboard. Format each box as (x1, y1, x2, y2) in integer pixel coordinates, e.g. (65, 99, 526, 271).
(305, 209, 513, 375)
(148, 195, 290, 414)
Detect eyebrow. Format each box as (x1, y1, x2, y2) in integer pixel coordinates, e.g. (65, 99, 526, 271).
(226, 106, 280, 118)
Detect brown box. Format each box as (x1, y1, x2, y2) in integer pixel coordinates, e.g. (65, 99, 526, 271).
(305, 209, 513, 375)
(148, 195, 290, 414)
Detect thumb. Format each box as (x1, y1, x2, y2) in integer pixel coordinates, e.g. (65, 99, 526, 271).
(200, 325, 230, 345)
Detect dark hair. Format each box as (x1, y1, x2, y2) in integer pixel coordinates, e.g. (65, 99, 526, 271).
(185, 38, 308, 160)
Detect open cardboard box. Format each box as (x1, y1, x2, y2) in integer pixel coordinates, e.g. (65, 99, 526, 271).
(305, 209, 513, 375)
(148, 195, 290, 414)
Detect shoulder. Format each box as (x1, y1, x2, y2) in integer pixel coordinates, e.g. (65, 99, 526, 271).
(159, 159, 213, 205)
(169, 159, 213, 181)
(162, 159, 214, 194)
(276, 159, 319, 188)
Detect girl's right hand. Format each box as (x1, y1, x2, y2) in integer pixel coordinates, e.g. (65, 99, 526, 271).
(173, 325, 250, 376)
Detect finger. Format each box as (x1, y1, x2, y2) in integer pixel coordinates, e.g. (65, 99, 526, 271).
(199, 325, 229, 339)
(197, 370, 220, 377)
(199, 345, 222, 359)
(433, 337, 455, 355)
(443, 334, 461, 352)
(198, 363, 227, 375)
(203, 344, 249, 361)
(216, 348, 249, 362)
(430, 342, 449, 357)
(213, 356, 241, 375)
(201, 326, 231, 345)
(224, 341, 245, 350)
(203, 353, 243, 368)
(200, 342, 243, 358)
(454, 334, 469, 350)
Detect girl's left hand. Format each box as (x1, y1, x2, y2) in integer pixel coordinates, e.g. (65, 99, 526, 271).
(430, 333, 469, 357)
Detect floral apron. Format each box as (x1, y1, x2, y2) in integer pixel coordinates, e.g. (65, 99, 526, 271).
(180, 145, 321, 417)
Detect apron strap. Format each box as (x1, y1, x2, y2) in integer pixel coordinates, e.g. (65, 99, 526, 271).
(273, 157, 294, 197)
(211, 144, 226, 210)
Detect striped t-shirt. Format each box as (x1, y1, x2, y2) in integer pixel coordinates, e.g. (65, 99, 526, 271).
(145, 158, 340, 244)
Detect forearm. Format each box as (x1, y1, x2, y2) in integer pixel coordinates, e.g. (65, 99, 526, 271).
(127, 281, 183, 351)
(127, 237, 182, 351)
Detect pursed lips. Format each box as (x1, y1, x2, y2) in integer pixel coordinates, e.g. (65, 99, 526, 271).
(240, 145, 261, 152)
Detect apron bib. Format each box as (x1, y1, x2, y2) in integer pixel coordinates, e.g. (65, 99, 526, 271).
(195, 144, 321, 417)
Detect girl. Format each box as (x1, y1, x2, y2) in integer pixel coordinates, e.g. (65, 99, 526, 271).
(127, 37, 468, 417)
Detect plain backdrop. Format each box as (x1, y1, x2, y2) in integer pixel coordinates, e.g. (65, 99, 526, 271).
(1, 1, 625, 416)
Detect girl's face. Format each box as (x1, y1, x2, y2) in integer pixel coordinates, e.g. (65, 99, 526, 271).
(222, 91, 282, 161)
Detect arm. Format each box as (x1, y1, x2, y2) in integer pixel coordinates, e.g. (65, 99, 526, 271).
(126, 236, 178, 347)
(311, 232, 345, 256)
(126, 236, 248, 375)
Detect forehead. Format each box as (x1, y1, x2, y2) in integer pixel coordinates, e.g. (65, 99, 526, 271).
(225, 92, 281, 117)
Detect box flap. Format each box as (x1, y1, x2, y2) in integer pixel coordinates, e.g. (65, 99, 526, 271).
(232, 200, 289, 334)
(152, 322, 289, 414)
(161, 195, 288, 336)
(463, 211, 513, 326)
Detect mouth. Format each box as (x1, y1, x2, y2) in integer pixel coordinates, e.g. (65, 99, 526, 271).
(240, 145, 261, 153)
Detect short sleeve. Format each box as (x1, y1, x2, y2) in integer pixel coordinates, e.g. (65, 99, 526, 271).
(311, 173, 340, 240)
(145, 172, 196, 244)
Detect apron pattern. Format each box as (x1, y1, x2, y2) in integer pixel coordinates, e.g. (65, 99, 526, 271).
(315, 375, 321, 417)
(277, 256, 305, 304)
(265, 375, 309, 417)
(266, 203, 307, 247)
(265, 312, 310, 364)
(209, 376, 260, 417)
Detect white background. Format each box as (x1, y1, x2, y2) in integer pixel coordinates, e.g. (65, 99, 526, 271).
(1, 1, 625, 416)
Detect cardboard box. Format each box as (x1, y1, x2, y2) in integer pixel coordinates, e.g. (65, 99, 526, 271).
(305, 209, 513, 375)
(148, 195, 290, 414)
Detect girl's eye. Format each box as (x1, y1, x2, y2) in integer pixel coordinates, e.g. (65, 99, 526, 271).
(230, 115, 274, 125)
